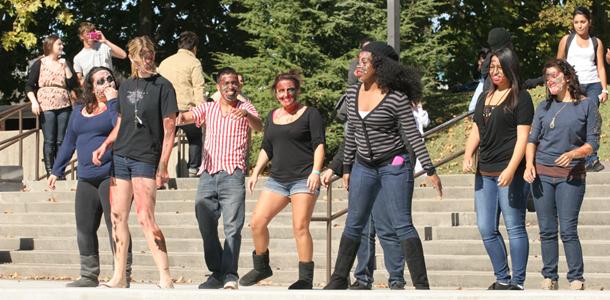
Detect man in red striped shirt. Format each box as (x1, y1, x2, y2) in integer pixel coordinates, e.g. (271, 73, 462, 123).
(178, 67, 262, 290)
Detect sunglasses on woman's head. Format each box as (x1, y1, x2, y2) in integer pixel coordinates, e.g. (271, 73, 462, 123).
(96, 75, 114, 86)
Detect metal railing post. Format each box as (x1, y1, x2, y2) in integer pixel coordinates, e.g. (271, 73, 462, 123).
(177, 130, 183, 177)
(35, 116, 40, 180)
(326, 180, 333, 283)
(18, 110, 23, 168)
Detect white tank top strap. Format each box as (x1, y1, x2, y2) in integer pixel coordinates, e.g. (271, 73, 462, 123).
(566, 36, 600, 84)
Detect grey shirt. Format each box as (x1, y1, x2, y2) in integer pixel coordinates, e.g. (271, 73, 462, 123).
(528, 98, 600, 168)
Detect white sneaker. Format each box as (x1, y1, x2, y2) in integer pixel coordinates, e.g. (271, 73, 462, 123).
(569, 280, 585, 290)
(541, 278, 558, 290)
(224, 280, 238, 290)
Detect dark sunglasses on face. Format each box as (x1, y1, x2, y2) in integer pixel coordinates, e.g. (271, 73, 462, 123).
(96, 75, 115, 86)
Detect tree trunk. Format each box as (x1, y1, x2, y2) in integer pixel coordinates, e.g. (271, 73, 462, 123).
(139, 0, 153, 36)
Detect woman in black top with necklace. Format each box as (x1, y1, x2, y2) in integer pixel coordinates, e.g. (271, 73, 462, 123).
(324, 42, 442, 290)
(241, 71, 325, 289)
(463, 48, 534, 290)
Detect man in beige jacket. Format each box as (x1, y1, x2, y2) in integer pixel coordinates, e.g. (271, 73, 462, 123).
(159, 31, 206, 177)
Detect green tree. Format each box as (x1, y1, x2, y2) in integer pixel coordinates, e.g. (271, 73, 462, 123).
(1, 0, 74, 51)
(0, 0, 252, 105)
(522, 0, 609, 80)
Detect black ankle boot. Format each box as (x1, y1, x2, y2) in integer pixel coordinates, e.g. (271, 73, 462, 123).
(401, 238, 430, 290)
(323, 235, 360, 290)
(239, 250, 273, 286)
(288, 261, 314, 289)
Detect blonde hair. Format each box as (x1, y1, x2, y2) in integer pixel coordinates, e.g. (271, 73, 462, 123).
(127, 35, 156, 78)
(78, 22, 96, 37)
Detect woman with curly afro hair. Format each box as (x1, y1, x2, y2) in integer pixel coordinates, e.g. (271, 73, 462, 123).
(324, 41, 442, 290)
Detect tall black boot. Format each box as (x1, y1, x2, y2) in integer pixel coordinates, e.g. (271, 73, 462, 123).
(288, 261, 314, 289)
(239, 250, 273, 286)
(43, 154, 54, 179)
(66, 255, 99, 287)
(401, 238, 430, 290)
(323, 235, 360, 290)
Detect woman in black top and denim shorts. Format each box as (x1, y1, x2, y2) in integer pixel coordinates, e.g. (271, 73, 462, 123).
(240, 71, 325, 289)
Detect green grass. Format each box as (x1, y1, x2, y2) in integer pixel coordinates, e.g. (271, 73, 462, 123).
(425, 86, 610, 174)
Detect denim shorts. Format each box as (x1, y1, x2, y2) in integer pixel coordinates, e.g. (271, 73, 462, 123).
(113, 155, 157, 180)
(264, 177, 319, 197)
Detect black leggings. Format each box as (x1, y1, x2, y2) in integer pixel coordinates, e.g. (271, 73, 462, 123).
(75, 178, 131, 256)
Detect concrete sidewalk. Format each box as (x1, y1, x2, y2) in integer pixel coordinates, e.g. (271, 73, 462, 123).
(0, 280, 609, 300)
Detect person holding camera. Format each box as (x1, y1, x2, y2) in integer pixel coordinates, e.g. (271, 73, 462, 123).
(73, 22, 127, 85)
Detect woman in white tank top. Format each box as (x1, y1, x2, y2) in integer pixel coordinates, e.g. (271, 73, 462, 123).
(556, 6, 607, 172)
(556, 6, 607, 105)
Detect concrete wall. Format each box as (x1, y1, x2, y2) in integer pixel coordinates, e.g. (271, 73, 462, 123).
(0, 130, 189, 181)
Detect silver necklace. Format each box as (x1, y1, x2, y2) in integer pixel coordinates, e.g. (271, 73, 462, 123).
(549, 102, 569, 129)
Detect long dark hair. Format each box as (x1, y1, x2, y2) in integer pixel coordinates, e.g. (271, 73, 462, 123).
(543, 59, 586, 110)
(82, 66, 117, 114)
(573, 6, 592, 22)
(486, 47, 521, 112)
(371, 54, 422, 103)
(572, 6, 593, 35)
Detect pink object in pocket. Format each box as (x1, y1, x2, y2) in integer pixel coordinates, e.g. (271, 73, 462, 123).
(391, 155, 405, 166)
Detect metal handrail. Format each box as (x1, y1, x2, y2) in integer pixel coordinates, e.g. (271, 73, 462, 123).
(0, 103, 40, 179)
(0, 128, 39, 150)
(0, 103, 29, 122)
(422, 111, 473, 138)
(312, 110, 474, 282)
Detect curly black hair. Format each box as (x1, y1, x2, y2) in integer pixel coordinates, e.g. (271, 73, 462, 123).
(81, 66, 117, 114)
(371, 54, 422, 103)
(543, 59, 586, 110)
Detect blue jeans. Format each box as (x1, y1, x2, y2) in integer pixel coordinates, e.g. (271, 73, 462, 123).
(474, 173, 529, 286)
(581, 82, 602, 167)
(344, 155, 420, 250)
(195, 169, 246, 282)
(531, 175, 585, 282)
(354, 198, 406, 287)
(40, 107, 71, 172)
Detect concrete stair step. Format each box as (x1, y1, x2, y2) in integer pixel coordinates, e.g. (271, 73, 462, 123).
(8, 237, 610, 257)
(5, 250, 610, 274)
(2, 224, 610, 242)
(4, 210, 610, 226)
(4, 197, 610, 213)
(0, 166, 23, 181)
(0, 263, 609, 289)
(9, 184, 610, 203)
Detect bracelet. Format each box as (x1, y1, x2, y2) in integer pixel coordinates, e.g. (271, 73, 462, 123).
(602, 89, 608, 94)
(312, 170, 321, 175)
